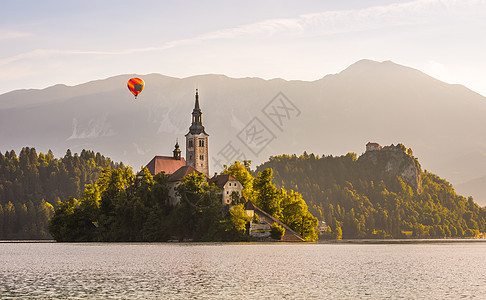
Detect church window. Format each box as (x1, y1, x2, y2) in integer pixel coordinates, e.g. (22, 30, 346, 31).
(188, 139, 193, 148)
(199, 139, 204, 147)
(200, 155, 204, 161)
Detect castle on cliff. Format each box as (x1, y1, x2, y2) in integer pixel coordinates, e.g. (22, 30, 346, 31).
(366, 142, 412, 156)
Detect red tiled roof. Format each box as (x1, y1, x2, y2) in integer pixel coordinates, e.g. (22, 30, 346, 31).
(145, 156, 186, 176)
(208, 174, 238, 188)
(168, 165, 200, 182)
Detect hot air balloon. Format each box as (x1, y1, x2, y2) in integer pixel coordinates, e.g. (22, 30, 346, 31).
(127, 78, 145, 99)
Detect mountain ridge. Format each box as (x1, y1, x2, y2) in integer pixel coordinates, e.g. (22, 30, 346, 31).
(1, 59, 485, 204)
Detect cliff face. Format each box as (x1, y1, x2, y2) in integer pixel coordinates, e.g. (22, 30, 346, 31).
(358, 147, 422, 192)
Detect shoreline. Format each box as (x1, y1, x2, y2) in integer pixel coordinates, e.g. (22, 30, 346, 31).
(2, 238, 486, 244)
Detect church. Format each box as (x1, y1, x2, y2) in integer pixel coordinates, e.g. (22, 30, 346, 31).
(141, 90, 304, 241)
(142, 89, 241, 206)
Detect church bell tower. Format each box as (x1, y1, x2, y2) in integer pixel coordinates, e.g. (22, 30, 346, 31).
(185, 89, 209, 177)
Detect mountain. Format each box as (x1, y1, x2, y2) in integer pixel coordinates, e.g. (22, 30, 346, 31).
(1, 59, 485, 204)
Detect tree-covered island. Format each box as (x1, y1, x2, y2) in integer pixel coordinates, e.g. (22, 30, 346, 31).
(47, 161, 318, 242)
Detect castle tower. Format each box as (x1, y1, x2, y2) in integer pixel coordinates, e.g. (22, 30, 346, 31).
(185, 89, 209, 177)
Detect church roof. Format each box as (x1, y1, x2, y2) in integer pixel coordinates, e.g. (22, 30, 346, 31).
(208, 174, 239, 188)
(244, 200, 305, 242)
(144, 156, 186, 176)
(168, 165, 200, 182)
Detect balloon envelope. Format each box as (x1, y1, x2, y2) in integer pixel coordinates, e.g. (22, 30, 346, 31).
(127, 78, 145, 99)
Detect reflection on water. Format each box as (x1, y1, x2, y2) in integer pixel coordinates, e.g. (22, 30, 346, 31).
(1, 241, 486, 299)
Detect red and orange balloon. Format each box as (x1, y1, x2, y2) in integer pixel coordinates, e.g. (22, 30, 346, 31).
(127, 78, 145, 99)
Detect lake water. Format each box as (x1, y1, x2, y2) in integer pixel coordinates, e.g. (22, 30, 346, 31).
(1, 241, 486, 299)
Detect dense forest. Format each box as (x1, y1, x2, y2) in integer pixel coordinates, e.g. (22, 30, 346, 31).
(3, 145, 485, 241)
(0, 147, 120, 239)
(47, 161, 318, 242)
(256, 150, 486, 239)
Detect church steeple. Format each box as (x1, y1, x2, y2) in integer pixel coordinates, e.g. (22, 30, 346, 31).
(173, 140, 181, 160)
(185, 89, 209, 177)
(189, 89, 206, 135)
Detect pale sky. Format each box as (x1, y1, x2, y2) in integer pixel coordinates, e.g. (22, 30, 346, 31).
(1, 0, 486, 96)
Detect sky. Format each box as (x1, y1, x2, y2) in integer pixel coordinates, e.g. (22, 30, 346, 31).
(1, 0, 486, 96)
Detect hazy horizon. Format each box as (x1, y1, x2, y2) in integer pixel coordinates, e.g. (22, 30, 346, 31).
(1, 0, 486, 96)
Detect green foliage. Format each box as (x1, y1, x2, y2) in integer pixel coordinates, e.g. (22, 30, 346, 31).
(222, 160, 254, 200)
(256, 152, 486, 239)
(334, 226, 343, 240)
(48, 167, 251, 242)
(270, 222, 285, 240)
(0, 147, 118, 239)
(174, 172, 225, 241)
(225, 161, 318, 241)
(254, 169, 282, 219)
(223, 204, 252, 240)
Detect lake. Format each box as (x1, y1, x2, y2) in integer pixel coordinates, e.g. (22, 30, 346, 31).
(1, 241, 486, 299)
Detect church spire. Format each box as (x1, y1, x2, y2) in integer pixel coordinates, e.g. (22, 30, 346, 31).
(173, 139, 181, 160)
(189, 89, 206, 134)
(194, 89, 200, 111)
(185, 89, 209, 177)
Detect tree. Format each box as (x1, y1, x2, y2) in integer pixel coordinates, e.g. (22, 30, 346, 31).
(223, 204, 251, 240)
(334, 226, 343, 240)
(270, 222, 285, 240)
(254, 169, 281, 219)
(47, 197, 77, 241)
(176, 172, 224, 241)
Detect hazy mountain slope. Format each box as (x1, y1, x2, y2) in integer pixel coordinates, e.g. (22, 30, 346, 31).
(1, 59, 485, 204)
(456, 176, 486, 207)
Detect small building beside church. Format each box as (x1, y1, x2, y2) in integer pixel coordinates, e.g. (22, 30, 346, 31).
(167, 165, 201, 206)
(208, 174, 243, 205)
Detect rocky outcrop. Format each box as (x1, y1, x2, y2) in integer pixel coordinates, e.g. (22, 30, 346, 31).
(358, 145, 422, 192)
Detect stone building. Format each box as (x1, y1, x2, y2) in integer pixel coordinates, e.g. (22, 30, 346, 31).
(167, 165, 201, 206)
(185, 89, 209, 178)
(208, 174, 243, 205)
